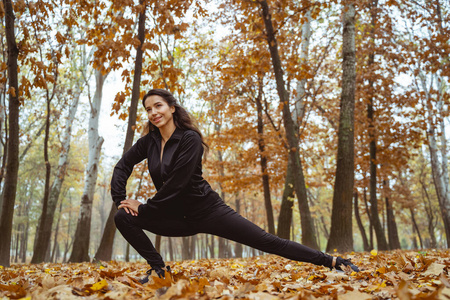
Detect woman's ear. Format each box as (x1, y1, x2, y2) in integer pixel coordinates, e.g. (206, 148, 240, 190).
(171, 106, 175, 114)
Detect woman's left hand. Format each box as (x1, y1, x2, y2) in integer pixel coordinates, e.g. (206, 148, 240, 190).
(118, 199, 142, 216)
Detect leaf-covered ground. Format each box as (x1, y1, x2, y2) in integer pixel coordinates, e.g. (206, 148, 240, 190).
(1, 250, 450, 299)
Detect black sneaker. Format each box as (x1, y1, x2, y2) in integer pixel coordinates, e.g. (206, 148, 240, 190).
(334, 257, 360, 272)
(139, 266, 171, 284)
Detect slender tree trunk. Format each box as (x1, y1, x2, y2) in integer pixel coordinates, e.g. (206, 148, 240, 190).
(95, 2, 147, 260)
(410, 208, 423, 249)
(69, 69, 105, 262)
(209, 235, 215, 259)
(125, 243, 130, 262)
(255, 78, 275, 235)
(234, 192, 243, 258)
(363, 188, 374, 249)
(182, 237, 190, 260)
(155, 235, 162, 253)
(354, 192, 370, 251)
(366, 0, 388, 251)
(32, 88, 81, 263)
(51, 200, 64, 262)
(384, 180, 400, 249)
(423, 83, 450, 247)
(0, 74, 7, 193)
(293, 8, 311, 126)
(259, 0, 318, 249)
(33, 87, 53, 262)
(326, 1, 356, 252)
(168, 237, 174, 261)
(277, 157, 295, 239)
(0, 0, 20, 267)
(420, 178, 437, 248)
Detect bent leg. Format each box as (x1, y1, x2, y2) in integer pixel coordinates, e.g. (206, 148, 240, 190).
(199, 203, 332, 267)
(114, 208, 195, 267)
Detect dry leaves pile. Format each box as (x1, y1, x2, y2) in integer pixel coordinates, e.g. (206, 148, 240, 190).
(1, 250, 450, 299)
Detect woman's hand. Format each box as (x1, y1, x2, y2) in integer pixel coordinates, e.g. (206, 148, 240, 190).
(118, 199, 142, 216)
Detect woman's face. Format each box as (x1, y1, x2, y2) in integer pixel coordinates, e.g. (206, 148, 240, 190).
(144, 95, 175, 129)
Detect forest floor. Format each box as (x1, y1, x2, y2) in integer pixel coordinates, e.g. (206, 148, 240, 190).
(1, 249, 449, 299)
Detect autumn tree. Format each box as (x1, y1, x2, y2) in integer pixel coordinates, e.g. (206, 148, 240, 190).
(326, 0, 356, 252)
(0, 0, 20, 267)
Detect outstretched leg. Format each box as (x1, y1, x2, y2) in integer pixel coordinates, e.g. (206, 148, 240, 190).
(198, 202, 334, 268)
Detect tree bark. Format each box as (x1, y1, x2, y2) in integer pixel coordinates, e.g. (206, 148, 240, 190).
(420, 72, 450, 247)
(366, 0, 388, 251)
(69, 69, 105, 262)
(259, 0, 318, 249)
(255, 78, 275, 235)
(277, 157, 295, 239)
(410, 207, 423, 249)
(326, 1, 356, 252)
(95, 2, 147, 261)
(384, 181, 401, 249)
(32, 87, 81, 263)
(354, 192, 370, 251)
(419, 177, 437, 248)
(0, 0, 20, 267)
(234, 192, 243, 258)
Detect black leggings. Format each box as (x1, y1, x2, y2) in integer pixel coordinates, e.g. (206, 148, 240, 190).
(114, 200, 333, 269)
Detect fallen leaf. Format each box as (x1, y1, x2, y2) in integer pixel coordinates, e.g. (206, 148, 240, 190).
(338, 290, 372, 300)
(422, 262, 446, 276)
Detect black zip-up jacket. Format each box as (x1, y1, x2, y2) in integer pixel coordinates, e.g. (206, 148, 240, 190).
(111, 127, 220, 217)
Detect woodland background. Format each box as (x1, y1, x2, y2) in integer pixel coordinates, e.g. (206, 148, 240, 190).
(0, 0, 449, 269)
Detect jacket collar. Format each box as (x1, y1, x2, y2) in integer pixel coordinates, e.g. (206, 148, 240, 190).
(150, 127, 184, 143)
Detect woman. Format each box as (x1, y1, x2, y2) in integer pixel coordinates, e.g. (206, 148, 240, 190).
(112, 89, 359, 283)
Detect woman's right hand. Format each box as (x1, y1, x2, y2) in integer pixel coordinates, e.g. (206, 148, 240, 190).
(118, 199, 142, 217)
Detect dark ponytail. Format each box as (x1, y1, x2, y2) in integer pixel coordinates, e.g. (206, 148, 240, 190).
(142, 89, 208, 149)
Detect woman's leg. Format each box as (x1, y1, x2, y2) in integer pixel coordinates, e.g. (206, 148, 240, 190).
(114, 208, 196, 268)
(197, 203, 333, 267)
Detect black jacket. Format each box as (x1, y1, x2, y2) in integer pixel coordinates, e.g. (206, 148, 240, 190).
(111, 127, 220, 217)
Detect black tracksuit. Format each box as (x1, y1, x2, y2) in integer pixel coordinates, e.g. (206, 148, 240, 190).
(111, 127, 332, 269)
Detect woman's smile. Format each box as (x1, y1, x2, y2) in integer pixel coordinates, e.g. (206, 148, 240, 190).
(144, 95, 175, 130)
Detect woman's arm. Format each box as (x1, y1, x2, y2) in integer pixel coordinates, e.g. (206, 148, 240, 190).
(111, 136, 148, 208)
(139, 131, 203, 214)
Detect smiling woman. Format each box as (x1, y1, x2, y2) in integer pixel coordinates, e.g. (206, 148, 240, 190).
(111, 88, 359, 283)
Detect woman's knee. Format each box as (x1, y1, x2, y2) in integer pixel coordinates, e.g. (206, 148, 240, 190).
(114, 208, 130, 228)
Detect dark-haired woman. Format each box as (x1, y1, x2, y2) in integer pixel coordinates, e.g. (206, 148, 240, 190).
(112, 89, 359, 283)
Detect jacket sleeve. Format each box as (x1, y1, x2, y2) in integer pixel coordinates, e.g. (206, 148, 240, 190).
(139, 131, 203, 214)
(111, 136, 148, 207)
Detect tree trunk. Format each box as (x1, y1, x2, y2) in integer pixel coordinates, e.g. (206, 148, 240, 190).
(424, 82, 450, 247)
(277, 157, 295, 239)
(155, 235, 162, 253)
(209, 235, 215, 259)
(363, 188, 374, 249)
(255, 78, 275, 235)
(326, 1, 356, 253)
(51, 200, 64, 262)
(32, 88, 81, 263)
(0, 0, 20, 267)
(182, 237, 190, 260)
(69, 69, 105, 262)
(366, 0, 388, 251)
(259, 0, 318, 249)
(354, 192, 370, 251)
(420, 178, 437, 248)
(293, 8, 311, 126)
(33, 83, 53, 263)
(410, 208, 423, 249)
(384, 181, 401, 250)
(168, 237, 174, 261)
(234, 192, 243, 258)
(95, 2, 147, 260)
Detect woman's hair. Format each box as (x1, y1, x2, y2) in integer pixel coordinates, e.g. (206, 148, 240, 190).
(142, 89, 208, 148)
